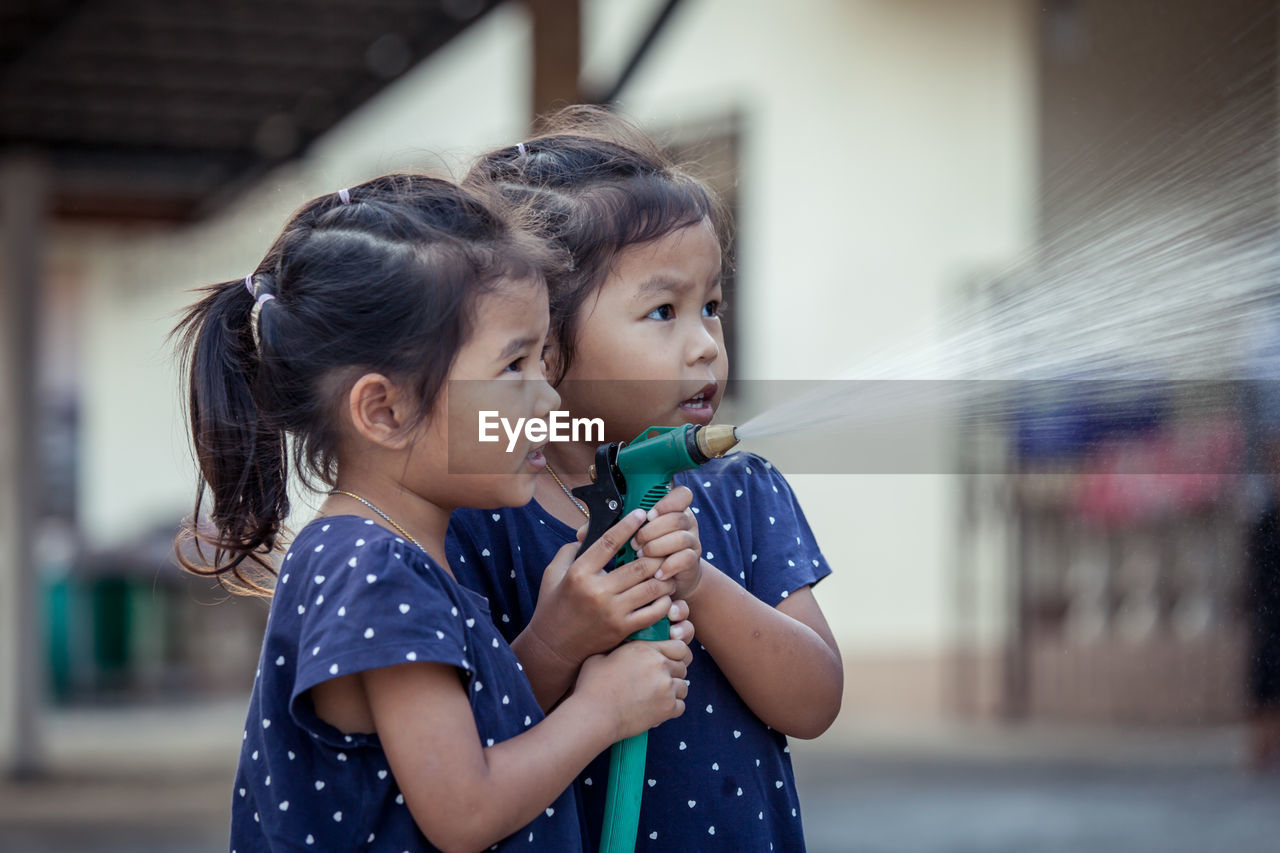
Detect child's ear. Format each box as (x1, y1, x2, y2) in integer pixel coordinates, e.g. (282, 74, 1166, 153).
(347, 373, 415, 449)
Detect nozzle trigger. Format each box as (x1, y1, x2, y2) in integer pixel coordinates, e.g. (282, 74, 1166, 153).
(572, 442, 626, 561)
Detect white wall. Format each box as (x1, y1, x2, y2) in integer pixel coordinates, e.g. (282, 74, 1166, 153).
(584, 0, 1037, 654)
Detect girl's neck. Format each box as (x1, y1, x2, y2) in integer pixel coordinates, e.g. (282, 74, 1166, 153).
(322, 478, 452, 571)
(542, 441, 598, 486)
(536, 441, 601, 527)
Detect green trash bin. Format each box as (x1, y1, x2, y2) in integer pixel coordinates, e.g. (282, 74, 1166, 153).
(45, 574, 73, 702)
(91, 576, 132, 690)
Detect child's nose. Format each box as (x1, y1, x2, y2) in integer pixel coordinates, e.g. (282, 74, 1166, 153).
(535, 378, 560, 419)
(686, 322, 720, 365)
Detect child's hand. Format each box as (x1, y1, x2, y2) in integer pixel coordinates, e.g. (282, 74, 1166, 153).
(667, 599, 695, 644)
(529, 509, 678, 664)
(575, 639, 689, 740)
(631, 485, 703, 600)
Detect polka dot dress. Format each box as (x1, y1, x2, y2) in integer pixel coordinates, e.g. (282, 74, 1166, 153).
(229, 516, 580, 852)
(448, 453, 832, 852)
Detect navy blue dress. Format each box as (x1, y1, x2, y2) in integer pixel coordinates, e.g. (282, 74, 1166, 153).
(447, 452, 832, 852)
(229, 515, 581, 852)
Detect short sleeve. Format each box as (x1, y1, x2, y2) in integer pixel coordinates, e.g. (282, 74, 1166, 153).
(287, 533, 470, 747)
(742, 455, 833, 605)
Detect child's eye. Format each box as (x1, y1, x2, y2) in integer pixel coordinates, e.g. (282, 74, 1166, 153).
(646, 304, 674, 321)
(703, 300, 721, 318)
(504, 357, 524, 373)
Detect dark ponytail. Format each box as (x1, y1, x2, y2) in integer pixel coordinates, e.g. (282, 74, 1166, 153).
(464, 105, 729, 383)
(173, 273, 289, 594)
(173, 174, 555, 595)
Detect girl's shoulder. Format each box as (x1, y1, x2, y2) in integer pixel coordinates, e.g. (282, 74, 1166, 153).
(700, 449, 776, 476)
(290, 514, 435, 561)
(680, 451, 832, 599)
(273, 516, 501, 724)
(678, 450, 797, 506)
(447, 502, 575, 552)
(279, 515, 459, 604)
(449, 502, 562, 530)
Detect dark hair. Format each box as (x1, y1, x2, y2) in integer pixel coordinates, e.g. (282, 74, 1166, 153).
(465, 105, 729, 383)
(172, 174, 552, 595)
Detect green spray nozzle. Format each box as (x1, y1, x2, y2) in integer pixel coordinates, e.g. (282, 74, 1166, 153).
(570, 422, 739, 853)
(573, 423, 738, 574)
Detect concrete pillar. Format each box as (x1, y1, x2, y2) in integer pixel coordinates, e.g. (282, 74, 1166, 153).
(0, 153, 50, 778)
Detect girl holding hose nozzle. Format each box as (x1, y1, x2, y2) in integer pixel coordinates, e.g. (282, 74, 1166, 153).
(448, 107, 843, 851)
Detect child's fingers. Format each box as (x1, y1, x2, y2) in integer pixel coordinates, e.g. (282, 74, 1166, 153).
(617, 578, 676, 618)
(623, 594, 676, 635)
(652, 611, 695, 667)
(651, 638, 691, 673)
(668, 598, 691, 626)
(601, 553, 664, 594)
(571, 509, 647, 575)
(645, 485, 694, 520)
(653, 548, 700, 584)
(637, 530, 699, 563)
(668, 616, 695, 646)
(632, 508, 696, 552)
(544, 541, 580, 582)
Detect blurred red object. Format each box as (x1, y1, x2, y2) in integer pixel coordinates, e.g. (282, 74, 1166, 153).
(1074, 418, 1242, 524)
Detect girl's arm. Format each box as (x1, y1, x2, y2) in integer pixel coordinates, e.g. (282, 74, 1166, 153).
(363, 638, 689, 853)
(683, 564, 842, 739)
(632, 491, 842, 739)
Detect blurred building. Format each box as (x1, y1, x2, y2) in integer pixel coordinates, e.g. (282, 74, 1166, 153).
(955, 0, 1276, 726)
(3, 0, 1277, 777)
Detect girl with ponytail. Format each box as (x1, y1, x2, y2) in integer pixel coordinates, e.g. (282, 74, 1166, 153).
(174, 174, 692, 852)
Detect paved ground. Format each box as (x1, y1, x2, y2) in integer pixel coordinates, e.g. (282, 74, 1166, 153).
(794, 724, 1280, 853)
(3, 701, 1279, 852)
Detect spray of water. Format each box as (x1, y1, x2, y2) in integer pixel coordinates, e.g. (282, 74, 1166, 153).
(737, 28, 1279, 446)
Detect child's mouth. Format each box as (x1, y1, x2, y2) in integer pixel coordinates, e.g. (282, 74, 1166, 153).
(525, 445, 547, 471)
(678, 383, 718, 424)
